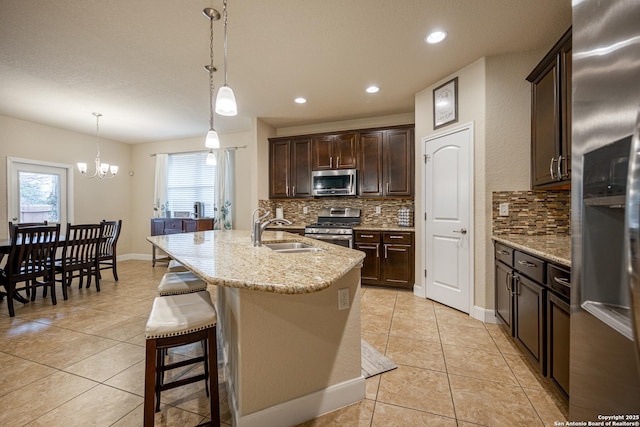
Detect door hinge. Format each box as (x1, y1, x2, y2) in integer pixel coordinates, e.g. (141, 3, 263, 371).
(424, 269, 427, 278)
(424, 154, 430, 163)
(424, 212, 428, 221)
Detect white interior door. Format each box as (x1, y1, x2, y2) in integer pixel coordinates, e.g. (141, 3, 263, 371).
(423, 124, 473, 313)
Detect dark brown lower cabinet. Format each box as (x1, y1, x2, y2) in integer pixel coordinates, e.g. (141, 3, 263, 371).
(514, 274, 546, 373)
(547, 292, 570, 398)
(495, 260, 514, 335)
(356, 230, 414, 289)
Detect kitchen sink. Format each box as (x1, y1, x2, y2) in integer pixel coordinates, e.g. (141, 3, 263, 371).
(264, 242, 324, 253)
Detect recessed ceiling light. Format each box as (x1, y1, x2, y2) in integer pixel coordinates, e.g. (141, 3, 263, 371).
(366, 86, 380, 94)
(425, 30, 447, 44)
(294, 97, 307, 104)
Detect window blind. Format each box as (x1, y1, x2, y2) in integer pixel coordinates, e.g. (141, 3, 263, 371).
(167, 152, 215, 217)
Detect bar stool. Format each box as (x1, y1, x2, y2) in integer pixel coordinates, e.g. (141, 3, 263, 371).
(157, 271, 208, 296)
(144, 291, 220, 427)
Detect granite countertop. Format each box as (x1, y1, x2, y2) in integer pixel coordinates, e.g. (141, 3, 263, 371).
(147, 230, 365, 294)
(492, 234, 571, 267)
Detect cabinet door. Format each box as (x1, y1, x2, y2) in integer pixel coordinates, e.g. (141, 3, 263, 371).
(311, 135, 334, 170)
(269, 139, 291, 198)
(358, 131, 384, 196)
(560, 39, 572, 181)
(382, 244, 412, 288)
(334, 133, 357, 169)
(531, 58, 560, 188)
(547, 292, 570, 398)
(291, 137, 312, 198)
(515, 274, 546, 371)
(384, 128, 414, 196)
(495, 261, 514, 335)
(356, 243, 382, 284)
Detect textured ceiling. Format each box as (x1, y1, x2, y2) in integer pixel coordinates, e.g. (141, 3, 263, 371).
(0, 0, 571, 143)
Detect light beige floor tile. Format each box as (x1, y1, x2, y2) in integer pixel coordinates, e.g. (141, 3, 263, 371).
(486, 323, 522, 355)
(442, 344, 518, 386)
(438, 323, 500, 353)
(0, 371, 97, 427)
(111, 402, 208, 427)
(365, 375, 381, 400)
(26, 384, 143, 427)
(105, 359, 146, 396)
(63, 342, 145, 382)
(393, 302, 437, 322)
(503, 353, 545, 390)
(372, 401, 457, 427)
(524, 387, 568, 426)
(385, 335, 446, 372)
(361, 331, 388, 354)
(361, 312, 392, 334)
(377, 365, 455, 418)
(449, 374, 543, 427)
(433, 303, 485, 329)
(89, 316, 148, 342)
(0, 352, 57, 397)
(389, 315, 440, 343)
(296, 398, 375, 426)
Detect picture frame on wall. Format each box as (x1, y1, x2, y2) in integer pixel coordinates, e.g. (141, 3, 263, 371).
(433, 77, 458, 129)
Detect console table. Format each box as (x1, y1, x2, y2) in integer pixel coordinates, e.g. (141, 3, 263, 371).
(150, 218, 214, 266)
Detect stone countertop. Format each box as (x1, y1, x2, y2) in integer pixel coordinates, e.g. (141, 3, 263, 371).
(147, 230, 365, 294)
(492, 234, 571, 267)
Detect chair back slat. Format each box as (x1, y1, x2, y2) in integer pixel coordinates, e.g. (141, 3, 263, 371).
(62, 223, 104, 269)
(98, 220, 121, 258)
(5, 224, 60, 283)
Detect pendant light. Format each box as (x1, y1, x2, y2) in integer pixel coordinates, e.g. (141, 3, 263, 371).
(77, 112, 118, 179)
(204, 7, 221, 149)
(215, 0, 237, 116)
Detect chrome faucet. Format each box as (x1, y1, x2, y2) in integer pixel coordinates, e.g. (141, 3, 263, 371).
(252, 212, 292, 246)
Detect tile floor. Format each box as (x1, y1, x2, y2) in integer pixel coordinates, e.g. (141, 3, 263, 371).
(0, 260, 568, 426)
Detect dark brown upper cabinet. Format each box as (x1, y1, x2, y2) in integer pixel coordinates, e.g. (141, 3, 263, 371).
(312, 133, 357, 170)
(358, 127, 414, 197)
(527, 28, 572, 190)
(268, 136, 313, 199)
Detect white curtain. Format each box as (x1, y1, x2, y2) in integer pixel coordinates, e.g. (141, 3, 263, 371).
(153, 153, 169, 218)
(214, 149, 235, 229)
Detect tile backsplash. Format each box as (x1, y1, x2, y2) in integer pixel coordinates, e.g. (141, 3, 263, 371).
(258, 198, 415, 228)
(492, 191, 570, 236)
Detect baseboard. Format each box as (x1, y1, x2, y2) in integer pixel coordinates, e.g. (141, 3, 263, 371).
(471, 305, 498, 324)
(228, 376, 366, 427)
(118, 253, 151, 261)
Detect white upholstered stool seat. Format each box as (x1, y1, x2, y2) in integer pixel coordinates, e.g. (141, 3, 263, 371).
(157, 271, 208, 296)
(144, 291, 220, 426)
(167, 259, 189, 272)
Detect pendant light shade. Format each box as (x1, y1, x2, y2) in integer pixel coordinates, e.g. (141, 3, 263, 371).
(215, 85, 237, 116)
(205, 128, 220, 149)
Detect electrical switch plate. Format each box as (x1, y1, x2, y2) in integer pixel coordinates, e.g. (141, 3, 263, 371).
(499, 203, 509, 216)
(375, 206, 381, 214)
(338, 288, 349, 310)
(303, 207, 308, 214)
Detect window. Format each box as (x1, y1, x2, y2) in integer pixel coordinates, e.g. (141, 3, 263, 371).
(166, 152, 215, 218)
(8, 158, 73, 231)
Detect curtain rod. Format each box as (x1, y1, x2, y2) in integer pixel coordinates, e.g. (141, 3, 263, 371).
(150, 145, 247, 157)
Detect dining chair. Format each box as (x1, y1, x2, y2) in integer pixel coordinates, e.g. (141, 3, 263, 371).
(0, 224, 60, 317)
(6, 221, 49, 296)
(55, 223, 104, 298)
(98, 219, 122, 281)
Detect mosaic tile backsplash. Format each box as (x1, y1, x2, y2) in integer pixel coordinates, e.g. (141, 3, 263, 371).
(492, 191, 570, 236)
(258, 198, 415, 228)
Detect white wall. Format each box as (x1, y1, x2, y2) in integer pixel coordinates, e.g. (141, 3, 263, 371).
(0, 115, 132, 251)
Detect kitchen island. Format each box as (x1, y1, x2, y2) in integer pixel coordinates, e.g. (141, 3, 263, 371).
(147, 230, 366, 427)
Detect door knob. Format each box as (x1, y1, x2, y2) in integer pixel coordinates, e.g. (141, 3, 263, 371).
(453, 228, 467, 234)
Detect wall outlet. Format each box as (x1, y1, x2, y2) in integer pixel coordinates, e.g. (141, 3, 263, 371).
(338, 288, 350, 310)
(303, 206, 308, 214)
(375, 206, 381, 215)
(499, 203, 509, 216)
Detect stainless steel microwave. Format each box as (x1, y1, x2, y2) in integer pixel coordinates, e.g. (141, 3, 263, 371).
(311, 169, 357, 196)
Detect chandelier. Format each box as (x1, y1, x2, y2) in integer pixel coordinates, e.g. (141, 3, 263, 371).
(77, 113, 118, 179)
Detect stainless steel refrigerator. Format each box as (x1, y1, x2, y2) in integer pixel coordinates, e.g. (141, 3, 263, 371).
(571, 0, 640, 420)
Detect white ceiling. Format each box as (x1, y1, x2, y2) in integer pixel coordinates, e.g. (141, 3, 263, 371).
(0, 0, 571, 144)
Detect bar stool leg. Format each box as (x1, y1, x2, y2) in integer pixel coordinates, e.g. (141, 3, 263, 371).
(208, 326, 220, 427)
(144, 338, 157, 427)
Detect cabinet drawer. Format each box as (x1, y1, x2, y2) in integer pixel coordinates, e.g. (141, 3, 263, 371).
(514, 251, 546, 284)
(355, 231, 381, 243)
(383, 232, 412, 245)
(548, 264, 571, 300)
(495, 243, 514, 266)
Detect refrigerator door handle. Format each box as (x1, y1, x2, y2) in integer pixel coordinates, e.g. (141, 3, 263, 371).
(625, 106, 640, 357)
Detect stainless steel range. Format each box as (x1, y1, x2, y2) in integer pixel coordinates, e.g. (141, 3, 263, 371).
(304, 208, 361, 248)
